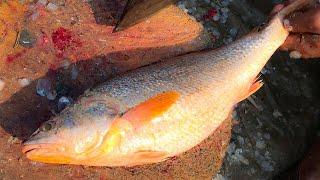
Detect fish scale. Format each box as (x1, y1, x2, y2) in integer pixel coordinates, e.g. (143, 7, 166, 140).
(22, 0, 314, 167)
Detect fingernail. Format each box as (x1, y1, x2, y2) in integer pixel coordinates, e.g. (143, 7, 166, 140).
(289, 51, 302, 59)
(283, 19, 293, 31)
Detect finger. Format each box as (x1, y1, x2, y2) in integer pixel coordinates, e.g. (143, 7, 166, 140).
(280, 34, 320, 59)
(270, 4, 285, 17)
(286, 5, 320, 34)
(269, 0, 294, 17)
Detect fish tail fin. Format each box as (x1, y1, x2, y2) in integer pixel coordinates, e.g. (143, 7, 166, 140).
(277, 0, 315, 20)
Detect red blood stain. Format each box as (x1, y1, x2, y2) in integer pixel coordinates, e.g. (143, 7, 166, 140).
(52, 27, 82, 51)
(203, 8, 218, 20)
(51, 27, 82, 59)
(6, 49, 27, 63)
(52, 27, 73, 51)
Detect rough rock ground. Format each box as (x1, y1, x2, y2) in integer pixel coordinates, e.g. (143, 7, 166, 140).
(0, 0, 319, 179)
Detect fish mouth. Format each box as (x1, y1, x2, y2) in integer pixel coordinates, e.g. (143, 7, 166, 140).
(22, 143, 52, 154)
(22, 143, 72, 164)
(22, 143, 62, 156)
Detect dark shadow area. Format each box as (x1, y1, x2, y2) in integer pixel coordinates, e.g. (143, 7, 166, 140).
(0, 45, 198, 140)
(0, 0, 206, 140)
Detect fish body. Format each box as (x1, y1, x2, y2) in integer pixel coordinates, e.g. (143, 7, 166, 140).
(22, 0, 312, 167)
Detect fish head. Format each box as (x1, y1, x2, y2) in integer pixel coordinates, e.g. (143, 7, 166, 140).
(22, 94, 128, 165)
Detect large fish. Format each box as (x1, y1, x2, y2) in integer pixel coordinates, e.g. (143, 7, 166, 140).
(22, 0, 312, 167)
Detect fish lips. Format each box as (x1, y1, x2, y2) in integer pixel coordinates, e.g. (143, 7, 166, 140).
(22, 143, 72, 164)
(22, 143, 55, 154)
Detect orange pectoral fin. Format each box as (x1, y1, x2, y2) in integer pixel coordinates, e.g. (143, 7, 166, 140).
(238, 79, 263, 103)
(121, 91, 180, 128)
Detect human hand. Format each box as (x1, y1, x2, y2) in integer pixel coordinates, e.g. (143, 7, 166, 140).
(280, 3, 320, 59)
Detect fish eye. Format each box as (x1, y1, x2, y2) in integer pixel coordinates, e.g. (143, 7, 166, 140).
(40, 121, 54, 131)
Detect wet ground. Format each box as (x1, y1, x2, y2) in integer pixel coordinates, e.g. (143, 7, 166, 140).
(0, 0, 319, 179)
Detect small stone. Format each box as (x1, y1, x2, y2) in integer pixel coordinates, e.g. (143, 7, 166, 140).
(7, 136, 19, 144)
(232, 110, 238, 121)
(227, 142, 236, 155)
(213, 14, 220, 21)
(261, 161, 274, 172)
(46, 3, 58, 11)
(71, 65, 79, 80)
(221, 0, 230, 6)
(249, 168, 256, 175)
(239, 157, 249, 165)
(289, 51, 302, 59)
(263, 133, 271, 140)
(46, 90, 57, 100)
(237, 136, 245, 145)
(233, 148, 249, 165)
(257, 132, 262, 137)
(229, 28, 238, 37)
(220, 16, 227, 24)
(58, 96, 72, 111)
(212, 28, 221, 37)
(256, 140, 266, 149)
(0, 79, 5, 91)
(223, 37, 233, 44)
(261, 67, 270, 75)
(61, 59, 71, 69)
(235, 148, 242, 155)
(18, 78, 31, 87)
(213, 174, 226, 180)
(36, 79, 51, 97)
(221, 7, 229, 13)
(30, 12, 40, 21)
(272, 110, 283, 118)
(37, 0, 47, 6)
(18, 29, 37, 48)
(30, 161, 44, 167)
(264, 151, 272, 159)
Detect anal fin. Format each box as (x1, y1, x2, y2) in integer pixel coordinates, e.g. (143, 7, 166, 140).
(129, 150, 168, 166)
(238, 78, 264, 103)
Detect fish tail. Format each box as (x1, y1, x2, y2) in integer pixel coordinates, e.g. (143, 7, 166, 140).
(278, 0, 315, 20)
